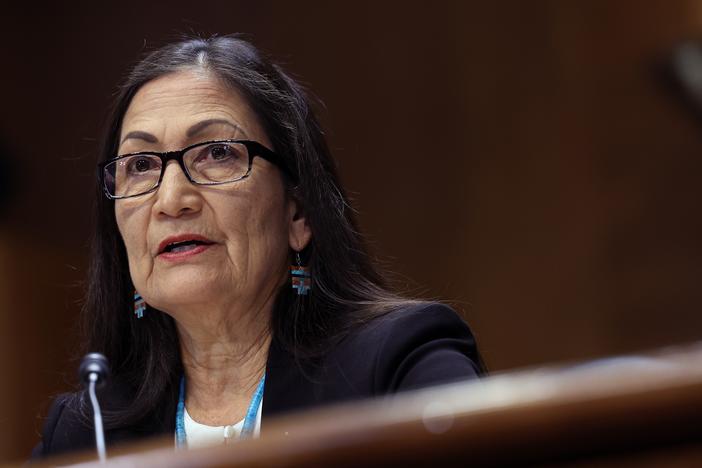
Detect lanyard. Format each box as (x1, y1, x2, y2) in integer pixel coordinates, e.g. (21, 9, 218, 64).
(175, 373, 266, 448)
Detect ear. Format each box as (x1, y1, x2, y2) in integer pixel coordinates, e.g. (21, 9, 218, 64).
(287, 198, 312, 252)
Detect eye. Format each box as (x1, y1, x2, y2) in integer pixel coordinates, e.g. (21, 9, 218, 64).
(199, 143, 242, 162)
(191, 143, 247, 166)
(124, 156, 159, 174)
(209, 144, 232, 160)
(188, 142, 249, 182)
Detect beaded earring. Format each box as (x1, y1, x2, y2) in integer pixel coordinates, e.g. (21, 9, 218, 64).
(134, 291, 146, 319)
(290, 252, 311, 295)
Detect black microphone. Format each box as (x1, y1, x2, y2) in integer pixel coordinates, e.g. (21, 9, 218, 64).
(79, 353, 110, 462)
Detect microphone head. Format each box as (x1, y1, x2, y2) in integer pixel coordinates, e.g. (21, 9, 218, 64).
(79, 353, 110, 388)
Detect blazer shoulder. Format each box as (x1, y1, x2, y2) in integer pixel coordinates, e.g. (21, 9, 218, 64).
(374, 301, 472, 331)
(31, 379, 177, 461)
(340, 302, 483, 394)
(31, 392, 93, 460)
(350, 302, 477, 350)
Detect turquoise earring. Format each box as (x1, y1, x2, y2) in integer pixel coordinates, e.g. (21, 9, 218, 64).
(290, 252, 311, 295)
(134, 291, 146, 318)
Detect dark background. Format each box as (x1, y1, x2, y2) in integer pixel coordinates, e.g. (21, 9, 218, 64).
(2, 0, 702, 461)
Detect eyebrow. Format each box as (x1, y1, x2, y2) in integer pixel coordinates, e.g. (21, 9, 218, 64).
(187, 119, 246, 138)
(120, 119, 247, 145)
(120, 130, 157, 144)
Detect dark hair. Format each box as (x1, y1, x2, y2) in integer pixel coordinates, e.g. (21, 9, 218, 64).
(81, 34, 415, 426)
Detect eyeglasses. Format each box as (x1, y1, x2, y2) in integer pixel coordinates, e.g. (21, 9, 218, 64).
(99, 139, 293, 199)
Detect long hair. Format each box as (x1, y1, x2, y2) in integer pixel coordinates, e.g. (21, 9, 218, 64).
(80, 34, 414, 426)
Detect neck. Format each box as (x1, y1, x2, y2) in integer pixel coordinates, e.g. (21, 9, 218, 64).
(176, 304, 272, 426)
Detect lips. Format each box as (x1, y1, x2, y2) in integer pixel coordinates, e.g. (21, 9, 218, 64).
(157, 234, 215, 256)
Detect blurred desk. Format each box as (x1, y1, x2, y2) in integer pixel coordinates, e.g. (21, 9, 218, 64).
(44, 342, 702, 467)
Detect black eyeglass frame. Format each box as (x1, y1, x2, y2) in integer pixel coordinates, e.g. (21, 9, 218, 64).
(99, 139, 295, 200)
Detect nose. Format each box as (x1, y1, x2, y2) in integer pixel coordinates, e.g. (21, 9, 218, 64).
(152, 160, 203, 218)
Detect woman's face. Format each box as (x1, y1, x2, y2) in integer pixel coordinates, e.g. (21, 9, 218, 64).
(115, 69, 310, 319)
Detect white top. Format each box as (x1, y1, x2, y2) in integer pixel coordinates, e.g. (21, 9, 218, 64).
(183, 399, 263, 449)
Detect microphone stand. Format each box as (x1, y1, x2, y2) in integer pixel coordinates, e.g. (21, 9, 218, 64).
(80, 353, 110, 463)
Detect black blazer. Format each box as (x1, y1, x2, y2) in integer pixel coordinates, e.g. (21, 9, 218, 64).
(31, 302, 482, 459)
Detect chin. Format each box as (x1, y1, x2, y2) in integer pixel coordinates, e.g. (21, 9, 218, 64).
(147, 270, 235, 310)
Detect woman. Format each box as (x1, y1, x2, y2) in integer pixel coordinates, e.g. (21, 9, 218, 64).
(32, 35, 484, 457)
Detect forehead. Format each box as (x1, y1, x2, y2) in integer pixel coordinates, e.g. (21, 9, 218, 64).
(120, 69, 268, 148)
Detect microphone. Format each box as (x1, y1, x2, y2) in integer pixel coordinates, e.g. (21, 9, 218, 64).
(79, 353, 110, 463)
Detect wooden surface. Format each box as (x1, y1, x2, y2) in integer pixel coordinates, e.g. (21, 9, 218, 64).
(37, 341, 702, 467)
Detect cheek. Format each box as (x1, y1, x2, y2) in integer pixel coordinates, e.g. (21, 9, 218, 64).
(115, 203, 151, 274)
(220, 197, 285, 248)
(250, 190, 288, 245)
(217, 187, 289, 262)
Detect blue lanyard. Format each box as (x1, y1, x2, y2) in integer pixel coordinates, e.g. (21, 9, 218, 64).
(175, 373, 266, 448)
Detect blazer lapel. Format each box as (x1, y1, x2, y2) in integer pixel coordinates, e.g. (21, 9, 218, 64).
(262, 337, 320, 426)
